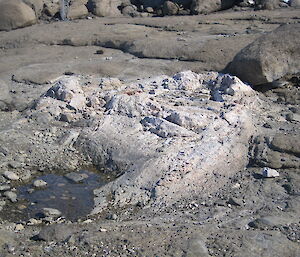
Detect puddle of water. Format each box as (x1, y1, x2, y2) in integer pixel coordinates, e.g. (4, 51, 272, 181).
(7, 170, 110, 222)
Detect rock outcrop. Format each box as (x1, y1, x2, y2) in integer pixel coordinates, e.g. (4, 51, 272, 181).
(225, 23, 300, 86)
(24, 71, 258, 213)
(0, 0, 37, 31)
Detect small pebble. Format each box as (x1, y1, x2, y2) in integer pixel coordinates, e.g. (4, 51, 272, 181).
(15, 224, 24, 231)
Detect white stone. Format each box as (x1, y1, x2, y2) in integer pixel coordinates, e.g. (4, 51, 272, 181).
(33, 179, 47, 188)
(262, 167, 280, 178)
(3, 171, 19, 181)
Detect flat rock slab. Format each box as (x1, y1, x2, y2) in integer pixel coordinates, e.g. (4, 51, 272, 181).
(64, 172, 89, 183)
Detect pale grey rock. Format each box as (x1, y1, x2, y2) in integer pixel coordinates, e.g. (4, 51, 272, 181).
(25, 71, 259, 214)
(33, 179, 48, 188)
(262, 167, 280, 178)
(0, 185, 11, 191)
(3, 171, 20, 181)
(67, 4, 88, 19)
(3, 191, 18, 202)
(42, 207, 62, 218)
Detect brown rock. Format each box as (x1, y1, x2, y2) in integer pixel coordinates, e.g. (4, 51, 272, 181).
(0, 0, 37, 31)
(225, 24, 300, 86)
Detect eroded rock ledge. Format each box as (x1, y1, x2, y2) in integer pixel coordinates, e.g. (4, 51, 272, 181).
(16, 70, 259, 214)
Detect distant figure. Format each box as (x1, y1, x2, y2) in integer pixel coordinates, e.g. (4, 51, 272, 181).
(60, 0, 70, 21)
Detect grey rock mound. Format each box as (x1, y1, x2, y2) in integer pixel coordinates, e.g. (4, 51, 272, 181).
(225, 23, 300, 86)
(0, 0, 37, 31)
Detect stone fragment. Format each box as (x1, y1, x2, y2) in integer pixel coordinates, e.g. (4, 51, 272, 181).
(33, 179, 48, 188)
(0, 185, 11, 191)
(3, 171, 19, 181)
(37, 224, 73, 242)
(64, 172, 88, 183)
(262, 167, 280, 178)
(0, 0, 36, 31)
(23, 0, 43, 17)
(3, 191, 18, 203)
(41, 208, 62, 218)
(226, 24, 300, 86)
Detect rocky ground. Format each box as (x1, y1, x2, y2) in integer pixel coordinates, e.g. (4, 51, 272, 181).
(0, 6, 299, 257)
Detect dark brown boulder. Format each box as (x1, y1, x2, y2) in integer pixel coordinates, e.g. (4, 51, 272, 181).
(225, 24, 300, 86)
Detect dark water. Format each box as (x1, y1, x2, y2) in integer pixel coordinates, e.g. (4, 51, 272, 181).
(15, 170, 109, 221)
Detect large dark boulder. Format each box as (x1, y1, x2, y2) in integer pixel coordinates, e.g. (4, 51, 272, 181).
(191, 0, 236, 14)
(225, 23, 300, 86)
(0, 0, 37, 31)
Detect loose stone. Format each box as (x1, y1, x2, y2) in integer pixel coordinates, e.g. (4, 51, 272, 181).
(3, 191, 17, 202)
(262, 167, 280, 178)
(3, 171, 19, 181)
(42, 208, 62, 218)
(33, 179, 47, 188)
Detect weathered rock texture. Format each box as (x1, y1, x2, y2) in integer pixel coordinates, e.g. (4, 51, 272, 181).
(24, 71, 258, 213)
(226, 23, 300, 86)
(0, 0, 37, 31)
